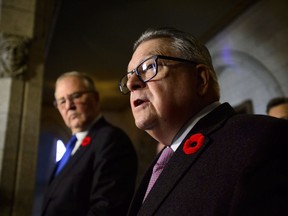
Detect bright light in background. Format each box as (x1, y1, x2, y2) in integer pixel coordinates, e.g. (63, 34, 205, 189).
(56, 140, 66, 162)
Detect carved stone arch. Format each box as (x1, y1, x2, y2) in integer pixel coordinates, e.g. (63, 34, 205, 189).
(212, 49, 283, 114)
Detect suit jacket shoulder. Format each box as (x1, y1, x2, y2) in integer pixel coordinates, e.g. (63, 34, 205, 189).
(129, 103, 288, 216)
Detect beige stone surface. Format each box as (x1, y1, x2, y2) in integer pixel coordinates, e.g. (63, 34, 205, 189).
(0, 0, 36, 37)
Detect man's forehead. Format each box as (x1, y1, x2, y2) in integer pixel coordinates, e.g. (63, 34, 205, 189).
(55, 79, 85, 96)
(128, 40, 173, 70)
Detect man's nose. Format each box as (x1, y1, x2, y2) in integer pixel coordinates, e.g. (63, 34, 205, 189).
(126, 73, 146, 92)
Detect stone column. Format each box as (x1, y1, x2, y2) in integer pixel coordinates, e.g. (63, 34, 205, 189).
(0, 0, 55, 215)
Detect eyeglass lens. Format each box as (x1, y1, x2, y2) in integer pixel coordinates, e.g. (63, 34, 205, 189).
(119, 56, 158, 94)
(54, 91, 91, 108)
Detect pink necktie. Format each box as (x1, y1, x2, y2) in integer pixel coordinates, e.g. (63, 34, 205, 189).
(143, 146, 174, 201)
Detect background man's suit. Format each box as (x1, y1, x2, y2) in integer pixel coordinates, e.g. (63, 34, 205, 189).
(42, 117, 138, 216)
(128, 103, 288, 216)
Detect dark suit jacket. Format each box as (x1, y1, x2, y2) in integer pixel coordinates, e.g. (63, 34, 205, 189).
(128, 103, 288, 216)
(41, 117, 138, 216)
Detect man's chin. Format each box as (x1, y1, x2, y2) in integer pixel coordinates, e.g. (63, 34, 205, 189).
(69, 121, 81, 132)
(135, 119, 153, 131)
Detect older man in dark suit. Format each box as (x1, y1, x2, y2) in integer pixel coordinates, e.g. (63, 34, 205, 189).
(41, 71, 138, 216)
(119, 27, 288, 216)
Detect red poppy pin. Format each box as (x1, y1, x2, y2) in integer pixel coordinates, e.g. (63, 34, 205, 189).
(81, 136, 91, 147)
(183, 133, 205, 155)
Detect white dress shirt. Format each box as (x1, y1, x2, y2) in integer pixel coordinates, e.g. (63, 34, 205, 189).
(71, 114, 102, 155)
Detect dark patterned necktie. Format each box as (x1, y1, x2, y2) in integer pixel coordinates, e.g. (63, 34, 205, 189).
(54, 135, 77, 176)
(143, 146, 174, 201)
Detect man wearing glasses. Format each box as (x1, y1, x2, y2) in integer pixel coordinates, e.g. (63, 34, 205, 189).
(41, 71, 138, 216)
(119, 27, 288, 216)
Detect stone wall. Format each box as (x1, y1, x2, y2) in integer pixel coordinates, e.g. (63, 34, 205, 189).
(207, 0, 288, 114)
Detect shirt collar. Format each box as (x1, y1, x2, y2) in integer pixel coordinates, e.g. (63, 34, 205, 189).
(170, 101, 221, 152)
(73, 113, 102, 142)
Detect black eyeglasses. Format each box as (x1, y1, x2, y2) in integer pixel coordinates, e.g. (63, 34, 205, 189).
(119, 55, 197, 94)
(54, 90, 94, 109)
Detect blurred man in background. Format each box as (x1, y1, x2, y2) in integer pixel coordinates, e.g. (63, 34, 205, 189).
(41, 71, 138, 216)
(266, 97, 288, 119)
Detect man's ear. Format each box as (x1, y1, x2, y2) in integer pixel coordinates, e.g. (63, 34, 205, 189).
(195, 64, 210, 96)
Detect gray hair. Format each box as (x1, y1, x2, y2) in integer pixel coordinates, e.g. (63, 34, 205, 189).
(133, 27, 220, 98)
(55, 71, 97, 92)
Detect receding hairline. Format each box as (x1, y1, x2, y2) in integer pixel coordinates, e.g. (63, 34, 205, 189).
(55, 71, 97, 93)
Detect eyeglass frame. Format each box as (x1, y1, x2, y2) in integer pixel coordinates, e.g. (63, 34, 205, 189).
(119, 55, 198, 94)
(53, 90, 95, 109)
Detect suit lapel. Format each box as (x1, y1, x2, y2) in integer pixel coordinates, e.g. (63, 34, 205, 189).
(42, 135, 94, 210)
(136, 103, 236, 215)
(139, 136, 210, 215)
(42, 117, 107, 211)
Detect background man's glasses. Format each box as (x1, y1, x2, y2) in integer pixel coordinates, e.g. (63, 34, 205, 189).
(119, 55, 197, 94)
(54, 90, 94, 109)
